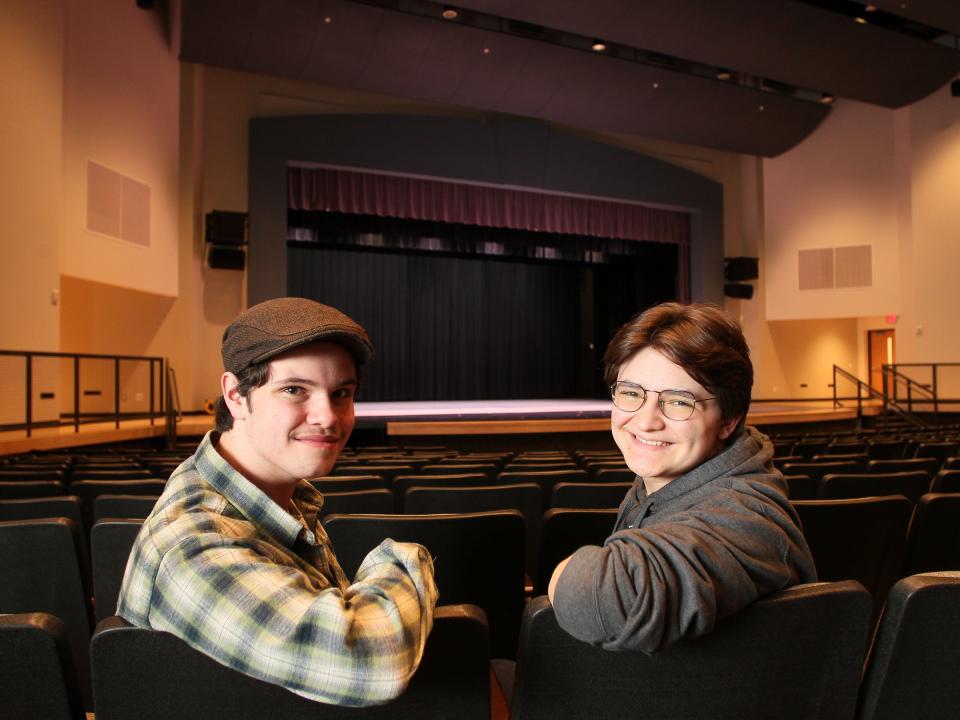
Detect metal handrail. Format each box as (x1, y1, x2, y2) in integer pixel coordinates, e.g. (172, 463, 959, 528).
(882, 365, 937, 414)
(165, 363, 182, 450)
(832, 365, 927, 429)
(0, 349, 166, 437)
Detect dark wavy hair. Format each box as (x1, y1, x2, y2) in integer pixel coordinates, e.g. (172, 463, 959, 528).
(603, 302, 753, 425)
(214, 361, 270, 432)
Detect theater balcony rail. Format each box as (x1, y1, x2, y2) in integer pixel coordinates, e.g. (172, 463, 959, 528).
(0, 349, 169, 438)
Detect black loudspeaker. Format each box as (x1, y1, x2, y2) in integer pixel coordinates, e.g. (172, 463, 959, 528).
(207, 245, 246, 271)
(205, 211, 248, 246)
(952, 79, 960, 98)
(724, 256, 759, 282)
(724, 283, 754, 300)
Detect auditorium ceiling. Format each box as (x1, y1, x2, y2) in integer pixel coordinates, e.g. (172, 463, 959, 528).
(178, 0, 960, 156)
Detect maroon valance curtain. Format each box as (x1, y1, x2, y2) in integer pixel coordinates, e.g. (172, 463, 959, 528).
(288, 166, 690, 247)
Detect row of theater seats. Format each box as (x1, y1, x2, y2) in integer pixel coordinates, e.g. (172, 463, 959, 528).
(4, 574, 959, 719)
(3, 489, 959, 712)
(777, 458, 960, 502)
(770, 432, 960, 462)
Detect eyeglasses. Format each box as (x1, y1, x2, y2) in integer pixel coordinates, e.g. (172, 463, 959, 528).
(609, 381, 716, 421)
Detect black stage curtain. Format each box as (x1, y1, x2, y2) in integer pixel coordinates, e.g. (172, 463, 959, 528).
(287, 216, 677, 402)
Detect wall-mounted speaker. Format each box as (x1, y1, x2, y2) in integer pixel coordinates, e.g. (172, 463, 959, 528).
(724, 283, 754, 300)
(207, 245, 246, 271)
(205, 211, 248, 246)
(724, 256, 759, 282)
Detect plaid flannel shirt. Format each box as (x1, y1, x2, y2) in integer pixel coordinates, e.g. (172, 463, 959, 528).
(116, 431, 438, 706)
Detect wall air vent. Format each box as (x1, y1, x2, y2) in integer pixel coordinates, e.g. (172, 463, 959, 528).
(86, 161, 151, 247)
(798, 245, 872, 290)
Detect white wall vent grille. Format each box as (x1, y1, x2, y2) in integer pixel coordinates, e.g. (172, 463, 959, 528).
(798, 245, 873, 290)
(86, 161, 151, 247)
(835, 245, 872, 288)
(798, 248, 834, 290)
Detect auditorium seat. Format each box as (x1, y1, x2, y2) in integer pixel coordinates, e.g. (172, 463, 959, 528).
(534, 508, 617, 595)
(331, 464, 413, 483)
(550, 481, 631, 509)
(308, 475, 388, 493)
(0, 496, 90, 587)
(929, 468, 960, 493)
(502, 581, 871, 720)
(93, 494, 160, 522)
(0, 518, 93, 710)
(496, 469, 588, 509)
(902, 494, 960, 576)
(69, 469, 156, 482)
(403, 483, 541, 577)
(792, 496, 911, 623)
(782, 474, 817, 500)
(866, 439, 907, 460)
(857, 572, 960, 720)
(323, 511, 525, 659)
(811, 453, 869, 471)
(791, 438, 830, 460)
(417, 463, 498, 480)
(781, 461, 861, 485)
(90, 519, 143, 624)
(392, 473, 496, 508)
(0, 467, 67, 481)
(911, 441, 958, 462)
(817, 471, 930, 505)
(593, 467, 636, 483)
(316, 489, 394, 520)
(91, 604, 490, 720)
(0, 612, 86, 719)
(0, 480, 67, 499)
(866, 458, 939, 480)
(68, 479, 167, 534)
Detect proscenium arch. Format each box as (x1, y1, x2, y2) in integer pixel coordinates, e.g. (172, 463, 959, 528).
(247, 114, 723, 304)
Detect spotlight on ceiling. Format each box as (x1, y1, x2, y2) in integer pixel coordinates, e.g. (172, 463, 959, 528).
(591, 39, 607, 52)
(716, 68, 732, 81)
(441, 6, 458, 20)
(864, 3, 878, 11)
(854, 16, 868, 24)
(820, 92, 835, 104)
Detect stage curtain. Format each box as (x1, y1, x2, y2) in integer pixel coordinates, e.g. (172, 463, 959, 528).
(288, 165, 689, 247)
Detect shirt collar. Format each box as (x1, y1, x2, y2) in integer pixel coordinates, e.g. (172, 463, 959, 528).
(193, 430, 324, 548)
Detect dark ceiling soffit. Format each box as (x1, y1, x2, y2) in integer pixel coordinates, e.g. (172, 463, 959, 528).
(452, 0, 960, 108)
(179, 0, 829, 156)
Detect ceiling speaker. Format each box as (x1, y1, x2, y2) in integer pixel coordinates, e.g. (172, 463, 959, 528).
(724, 256, 759, 282)
(207, 245, 245, 271)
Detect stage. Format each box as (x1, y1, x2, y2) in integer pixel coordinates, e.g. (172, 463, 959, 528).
(0, 398, 879, 456)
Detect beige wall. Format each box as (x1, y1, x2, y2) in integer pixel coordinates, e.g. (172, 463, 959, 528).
(59, 0, 180, 297)
(0, 0, 64, 353)
(764, 100, 903, 322)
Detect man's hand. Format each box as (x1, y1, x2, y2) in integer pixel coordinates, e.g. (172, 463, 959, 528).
(547, 555, 573, 604)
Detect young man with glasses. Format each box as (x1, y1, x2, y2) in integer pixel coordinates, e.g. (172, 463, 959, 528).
(548, 302, 815, 652)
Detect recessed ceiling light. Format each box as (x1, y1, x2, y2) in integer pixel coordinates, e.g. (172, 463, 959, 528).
(820, 92, 835, 104)
(591, 40, 607, 52)
(442, 6, 458, 20)
(323, 16, 332, 24)
(854, 16, 867, 24)
(865, 3, 878, 10)
(758, 104, 765, 112)
(482, 47, 491, 55)
(652, 82, 659, 89)
(717, 69, 732, 81)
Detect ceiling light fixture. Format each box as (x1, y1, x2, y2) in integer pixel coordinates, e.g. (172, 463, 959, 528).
(865, 3, 878, 11)
(441, 6, 458, 20)
(591, 40, 607, 52)
(716, 68, 732, 81)
(855, 16, 868, 24)
(820, 92, 835, 104)
(323, 16, 332, 24)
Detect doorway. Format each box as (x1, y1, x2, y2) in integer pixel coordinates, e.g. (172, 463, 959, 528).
(868, 329, 896, 394)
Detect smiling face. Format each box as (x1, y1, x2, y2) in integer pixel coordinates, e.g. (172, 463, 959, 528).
(612, 346, 740, 494)
(217, 341, 357, 502)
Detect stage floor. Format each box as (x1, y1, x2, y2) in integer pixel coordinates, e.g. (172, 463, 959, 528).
(0, 398, 877, 455)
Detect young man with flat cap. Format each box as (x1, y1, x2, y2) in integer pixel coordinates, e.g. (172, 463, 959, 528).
(117, 298, 438, 706)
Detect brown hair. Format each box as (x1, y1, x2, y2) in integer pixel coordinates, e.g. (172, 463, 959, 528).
(214, 360, 271, 432)
(603, 302, 752, 425)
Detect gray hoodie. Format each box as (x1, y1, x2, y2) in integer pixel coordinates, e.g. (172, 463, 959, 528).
(552, 426, 816, 653)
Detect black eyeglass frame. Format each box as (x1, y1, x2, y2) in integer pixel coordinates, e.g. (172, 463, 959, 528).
(608, 381, 717, 421)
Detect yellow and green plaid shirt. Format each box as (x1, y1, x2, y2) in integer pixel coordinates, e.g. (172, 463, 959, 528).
(116, 431, 437, 706)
